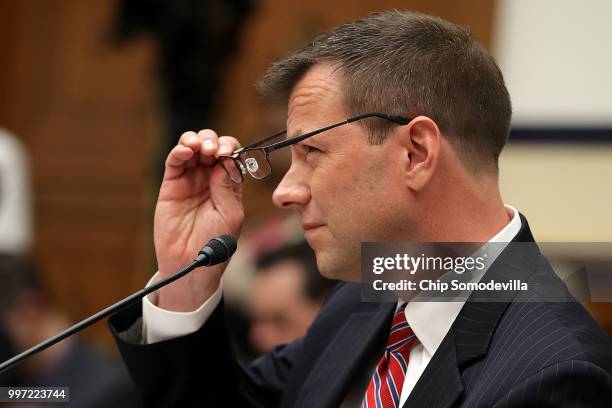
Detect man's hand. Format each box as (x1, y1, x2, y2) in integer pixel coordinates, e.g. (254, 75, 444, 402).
(154, 129, 244, 312)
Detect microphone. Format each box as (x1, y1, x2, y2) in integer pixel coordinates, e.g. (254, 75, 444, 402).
(194, 235, 238, 266)
(0, 235, 237, 375)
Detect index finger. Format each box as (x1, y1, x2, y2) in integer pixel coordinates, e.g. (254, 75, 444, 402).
(164, 144, 196, 181)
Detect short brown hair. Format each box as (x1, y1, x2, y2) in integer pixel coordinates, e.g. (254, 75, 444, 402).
(257, 11, 512, 173)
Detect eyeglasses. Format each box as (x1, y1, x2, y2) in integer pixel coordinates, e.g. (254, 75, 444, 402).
(220, 112, 411, 183)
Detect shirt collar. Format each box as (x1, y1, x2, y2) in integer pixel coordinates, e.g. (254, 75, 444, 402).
(403, 205, 522, 356)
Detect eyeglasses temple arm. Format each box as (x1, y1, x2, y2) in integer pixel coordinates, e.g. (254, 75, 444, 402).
(236, 129, 287, 154)
(347, 112, 411, 125)
(256, 112, 411, 153)
(264, 119, 351, 153)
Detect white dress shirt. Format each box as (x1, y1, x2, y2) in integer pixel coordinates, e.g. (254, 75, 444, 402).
(142, 205, 521, 406)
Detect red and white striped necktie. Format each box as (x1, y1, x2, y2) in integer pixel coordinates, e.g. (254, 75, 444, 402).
(362, 303, 416, 408)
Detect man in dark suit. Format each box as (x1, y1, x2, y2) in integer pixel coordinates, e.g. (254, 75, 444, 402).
(110, 11, 612, 407)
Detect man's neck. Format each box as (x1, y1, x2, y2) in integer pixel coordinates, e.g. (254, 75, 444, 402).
(419, 178, 512, 243)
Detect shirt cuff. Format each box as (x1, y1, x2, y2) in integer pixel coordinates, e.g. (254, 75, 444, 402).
(142, 272, 222, 344)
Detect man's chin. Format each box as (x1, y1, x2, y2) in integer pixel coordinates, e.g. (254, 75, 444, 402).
(316, 258, 360, 282)
(310, 240, 361, 281)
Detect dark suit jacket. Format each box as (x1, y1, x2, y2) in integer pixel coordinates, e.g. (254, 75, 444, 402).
(109, 216, 612, 407)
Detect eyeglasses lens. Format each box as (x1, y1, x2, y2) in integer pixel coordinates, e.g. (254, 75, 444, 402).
(241, 150, 271, 179)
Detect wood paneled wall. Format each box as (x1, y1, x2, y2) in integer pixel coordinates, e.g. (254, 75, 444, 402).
(0, 0, 158, 345)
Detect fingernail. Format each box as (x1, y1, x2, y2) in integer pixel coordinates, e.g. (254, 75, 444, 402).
(203, 140, 214, 150)
(218, 144, 230, 155)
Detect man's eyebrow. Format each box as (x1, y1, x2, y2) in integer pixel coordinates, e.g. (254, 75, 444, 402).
(287, 129, 303, 139)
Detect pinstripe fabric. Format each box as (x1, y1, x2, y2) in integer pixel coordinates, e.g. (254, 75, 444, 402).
(449, 297, 612, 407)
(449, 277, 612, 407)
(403, 235, 612, 407)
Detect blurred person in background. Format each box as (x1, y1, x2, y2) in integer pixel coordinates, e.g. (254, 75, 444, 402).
(0, 254, 140, 408)
(248, 241, 336, 353)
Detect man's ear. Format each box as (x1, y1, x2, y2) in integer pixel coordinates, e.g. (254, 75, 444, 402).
(397, 116, 441, 191)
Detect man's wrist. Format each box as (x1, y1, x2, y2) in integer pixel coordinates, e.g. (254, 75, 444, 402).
(157, 274, 221, 312)
(142, 272, 223, 343)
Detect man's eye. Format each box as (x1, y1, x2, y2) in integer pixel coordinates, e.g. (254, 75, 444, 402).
(304, 145, 321, 154)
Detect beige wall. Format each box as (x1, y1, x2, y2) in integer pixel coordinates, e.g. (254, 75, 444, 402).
(500, 144, 612, 243)
(493, 1, 612, 332)
(494, 0, 612, 126)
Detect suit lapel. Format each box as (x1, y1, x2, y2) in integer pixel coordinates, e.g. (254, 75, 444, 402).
(405, 214, 541, 407)
(403, 333, 464, 408)
(453, 216, 541, 366)
(295, 301, 395, 408)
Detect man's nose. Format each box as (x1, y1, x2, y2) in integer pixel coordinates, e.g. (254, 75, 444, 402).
(272, 164, 310, 210)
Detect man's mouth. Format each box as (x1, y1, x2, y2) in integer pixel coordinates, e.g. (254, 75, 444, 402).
(302, 222, 325, 231)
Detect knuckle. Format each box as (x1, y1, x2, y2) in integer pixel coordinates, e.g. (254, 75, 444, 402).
(199, 130, 219, 152)
(179, 131, 197, 141)
(167, 148, 180, 159)
(197, 129, 218, 140)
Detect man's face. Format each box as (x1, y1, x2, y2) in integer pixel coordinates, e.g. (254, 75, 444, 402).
(272, 64, 414, 281)
(248, 260, 321, 353)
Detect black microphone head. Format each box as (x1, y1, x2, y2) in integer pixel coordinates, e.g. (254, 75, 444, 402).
(200, 235, 237, 266)
(213, 234, 237, 257)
